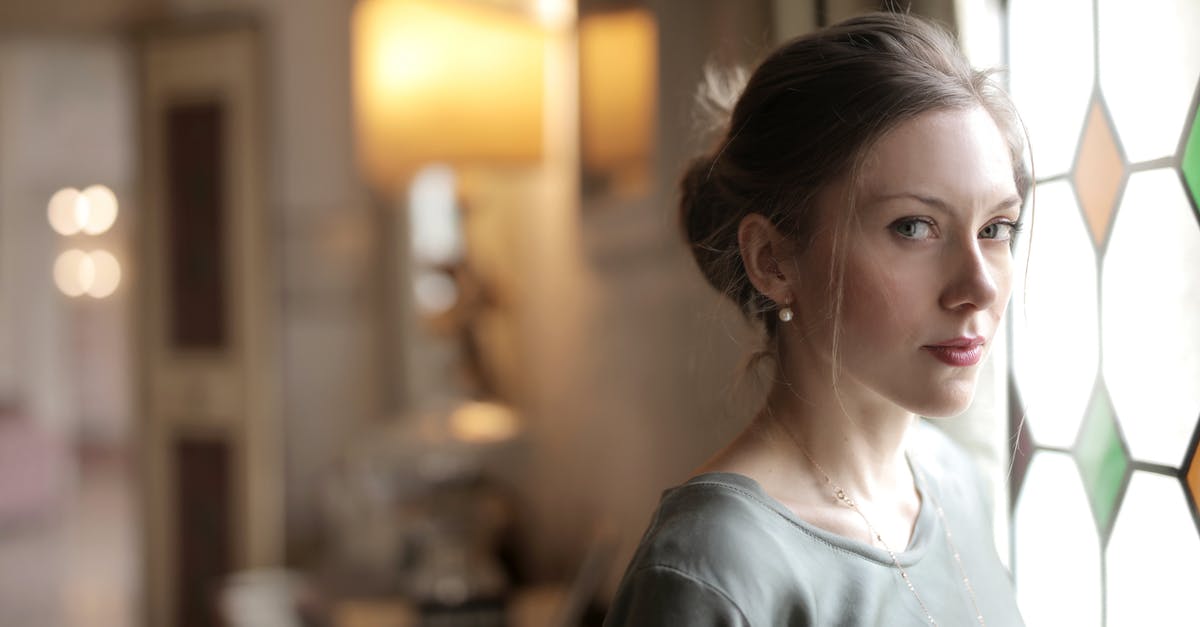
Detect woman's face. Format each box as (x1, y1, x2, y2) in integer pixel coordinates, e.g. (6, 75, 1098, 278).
(789, 106, 1021, 417)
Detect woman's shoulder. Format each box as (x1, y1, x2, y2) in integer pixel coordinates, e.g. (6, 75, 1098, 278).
(607, 473, 817, 626)
(629, 472, 797, 567)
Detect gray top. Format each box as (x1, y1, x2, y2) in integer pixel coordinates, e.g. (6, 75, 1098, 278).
(604, 422, 1025, 626)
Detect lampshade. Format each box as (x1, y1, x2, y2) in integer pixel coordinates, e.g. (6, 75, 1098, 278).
(353, 0, 546, 188)
(579, 8, 656, 174)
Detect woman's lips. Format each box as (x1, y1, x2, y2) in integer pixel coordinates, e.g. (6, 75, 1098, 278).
(922, 338, 985, 366)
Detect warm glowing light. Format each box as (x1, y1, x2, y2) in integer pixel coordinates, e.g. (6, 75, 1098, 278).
(81, 185, 118, 235)
(73, 194, 91, 231)
(448, 401, 519, 444)
(78, 254, 97, 290)
(48, 188, 83, 236)
(86, 250, 121, 298)
(54, 249, 89, 297)
(48, 185, 119, 235)
(536, 0, 574, 28)
(353, 0, 545, 187)
(53, 249, 122, 298)
(579, 9, 657, 174)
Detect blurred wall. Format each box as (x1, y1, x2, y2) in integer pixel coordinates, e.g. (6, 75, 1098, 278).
(501, 0, 780, 593)
(0, 37, 136, 445)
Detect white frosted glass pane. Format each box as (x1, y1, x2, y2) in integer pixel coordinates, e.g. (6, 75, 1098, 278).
(1011, 181, 1099, 447)
(1105, 471, 1200, 626)
(1101, 169, 1200, 466)
(1008, 0, 1094, 177)
(1014, 451, 1102, 627)
(1098, 0, 1200, 162)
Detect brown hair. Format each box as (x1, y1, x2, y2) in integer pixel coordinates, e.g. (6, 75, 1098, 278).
(680, 12, 1029, 342)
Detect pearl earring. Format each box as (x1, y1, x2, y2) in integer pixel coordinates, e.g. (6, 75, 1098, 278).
(778, 305, 794, 323)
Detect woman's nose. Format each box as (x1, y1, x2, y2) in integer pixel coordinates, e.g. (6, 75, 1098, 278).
(939, 240, 1001, 312)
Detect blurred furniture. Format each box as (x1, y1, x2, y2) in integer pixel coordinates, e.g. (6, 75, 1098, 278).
(138, 20, 282, 627)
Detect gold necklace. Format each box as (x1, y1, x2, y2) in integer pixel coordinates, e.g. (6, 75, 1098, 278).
(794, 442, 986, 626)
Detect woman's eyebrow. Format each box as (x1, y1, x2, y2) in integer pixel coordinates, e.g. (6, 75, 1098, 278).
(872, 192, 1023, 214)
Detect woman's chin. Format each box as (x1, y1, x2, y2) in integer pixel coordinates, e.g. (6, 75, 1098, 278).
(906, 383, 978, 418)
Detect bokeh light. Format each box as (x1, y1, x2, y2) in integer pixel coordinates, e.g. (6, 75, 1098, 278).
(47, 185, 119, 236)
(48, 187, 83, 236)
(53, 249, 122, 298)
(86, 250, 121, 298)
(54, 249, 89, 297)
(80, 185, 119, 235)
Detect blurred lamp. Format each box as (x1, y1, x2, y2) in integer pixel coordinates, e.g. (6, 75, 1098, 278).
(448, 400, 520, 444)
(579, 8, 657, 183)
(352, 0, 546, 189)
(536, 0, 574, 29)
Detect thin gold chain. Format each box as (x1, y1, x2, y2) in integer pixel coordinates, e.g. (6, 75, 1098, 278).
(790, 437, 986, 626)
(914, 465, 987, 626)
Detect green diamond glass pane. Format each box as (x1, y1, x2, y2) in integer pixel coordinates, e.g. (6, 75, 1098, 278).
(1073, 384, 1129, 535)
(1183, 99, 1200, 214)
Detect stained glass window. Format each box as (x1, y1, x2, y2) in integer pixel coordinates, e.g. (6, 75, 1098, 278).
(1105, 472, 1200, 625)
(1007, 0, 1092, 178)
(1007, 0, 1200, 623)
(1101, 169, 1200, 467)
(1013, 451, 1102, 625)
(1010, 181, 1098, 449)
(1096, 0, 1200, 163)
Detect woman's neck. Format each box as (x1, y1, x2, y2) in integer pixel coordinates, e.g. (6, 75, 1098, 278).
(761, 380, 916, 501)
(694, 346, 924, 549)
(759, 337, 919, 501)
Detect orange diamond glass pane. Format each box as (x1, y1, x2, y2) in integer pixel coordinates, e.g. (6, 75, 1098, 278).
(1073, 99, 1124, 247)
(1188, 433, 1200, 532)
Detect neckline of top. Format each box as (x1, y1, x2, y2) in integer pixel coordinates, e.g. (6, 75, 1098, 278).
(679, 455, 939, 568)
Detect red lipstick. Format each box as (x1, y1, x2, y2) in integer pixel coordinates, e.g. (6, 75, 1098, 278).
(922, 337, 985, 367)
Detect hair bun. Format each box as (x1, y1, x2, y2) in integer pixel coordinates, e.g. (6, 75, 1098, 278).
(693, 63, 748, 140)
(679, 151, 749, 308)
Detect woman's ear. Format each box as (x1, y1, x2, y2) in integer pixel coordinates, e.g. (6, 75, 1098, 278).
(737, 213, 794, 306)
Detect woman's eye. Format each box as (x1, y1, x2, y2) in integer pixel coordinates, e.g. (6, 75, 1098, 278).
(891, 218, 935, 239)
(980, 221, 1017, 241)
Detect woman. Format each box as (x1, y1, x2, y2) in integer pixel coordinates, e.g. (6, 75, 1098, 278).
(605, 12, 1028, 627)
